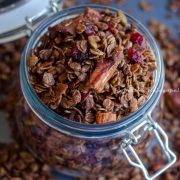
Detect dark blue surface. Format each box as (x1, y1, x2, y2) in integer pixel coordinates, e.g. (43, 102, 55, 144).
(55, 0, 179, 179)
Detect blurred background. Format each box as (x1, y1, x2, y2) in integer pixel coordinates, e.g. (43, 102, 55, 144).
(0, 0, 179, 179)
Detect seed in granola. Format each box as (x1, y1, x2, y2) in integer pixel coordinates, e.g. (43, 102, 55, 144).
(42, 72, 55, 87)
(117, 10, 127, 25)
(88, 36, 100, 49)
(128, 48, 143, 64)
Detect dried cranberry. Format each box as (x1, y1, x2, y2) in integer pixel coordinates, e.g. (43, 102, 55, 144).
(81, 92, 89, 102)
(117, 86, 125, 91)
(71, 46, 88, 61)
(104, 57, 112, 62)
(128, 48, 143, 64)
(108, 23, 116, 34)
(84, 23, 95, 36)
(72, 46, 80, 59)
(130, 32, 145, 46)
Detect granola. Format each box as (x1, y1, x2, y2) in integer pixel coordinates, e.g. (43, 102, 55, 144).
(28, 8, 157, 124)
(0, 142, 54, 180)
(0, 3, 179, 180)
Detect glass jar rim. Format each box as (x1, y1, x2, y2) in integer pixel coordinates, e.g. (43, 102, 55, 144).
(20, 4, 164, 139)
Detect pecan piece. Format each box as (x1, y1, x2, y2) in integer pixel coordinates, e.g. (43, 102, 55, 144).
(87, 47, 124, 93)
(96, 112, 116, 124)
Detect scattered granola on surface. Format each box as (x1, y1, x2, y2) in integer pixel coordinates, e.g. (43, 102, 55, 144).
(0, 142, 54, 180)
(139, 1, 152, 12)
(28, 8, 157, 124)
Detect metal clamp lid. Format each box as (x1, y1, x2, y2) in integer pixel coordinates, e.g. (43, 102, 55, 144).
(0, 0, 63, 44)
(122, 115, 176, 180)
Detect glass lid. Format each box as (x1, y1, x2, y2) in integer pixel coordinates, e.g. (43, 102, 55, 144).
(0, 0, 63, 44)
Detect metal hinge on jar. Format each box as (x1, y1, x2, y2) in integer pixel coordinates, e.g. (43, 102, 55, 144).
(121, 114, 177, 180)
(25, 0, 62, 35)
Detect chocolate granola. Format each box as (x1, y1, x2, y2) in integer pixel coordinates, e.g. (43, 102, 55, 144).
(0, 2, 179, 180)
(28, 8, 157, 124)
(0, 142, 55, 180)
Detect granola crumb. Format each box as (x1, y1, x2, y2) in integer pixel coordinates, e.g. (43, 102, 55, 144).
(139, 1, 152, 12)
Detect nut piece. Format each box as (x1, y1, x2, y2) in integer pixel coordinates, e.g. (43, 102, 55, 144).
(87, 47, 124, 93)
(42, 72, 55, 87)
(88, 36, 100, 49)
(96, 112, 117, 124)
(117, 11, 127, 25)
(28, 54, 39, 67)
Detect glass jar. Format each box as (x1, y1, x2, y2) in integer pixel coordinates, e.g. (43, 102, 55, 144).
(17, 5, 176, 180)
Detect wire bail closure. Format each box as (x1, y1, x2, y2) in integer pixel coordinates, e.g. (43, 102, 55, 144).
(121, 115, 177, 180)
(25, 0, 61, 35)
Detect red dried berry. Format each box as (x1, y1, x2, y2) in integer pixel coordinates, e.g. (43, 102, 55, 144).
(108, 23, 116, 34)
(84, 23, 95, 36)
(81, 92, 89, 102)
(72, 46, 80, 59)
(130, 32, 144, 46)
(71, 46, 88, 61)
(128, 48, 143, 63)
